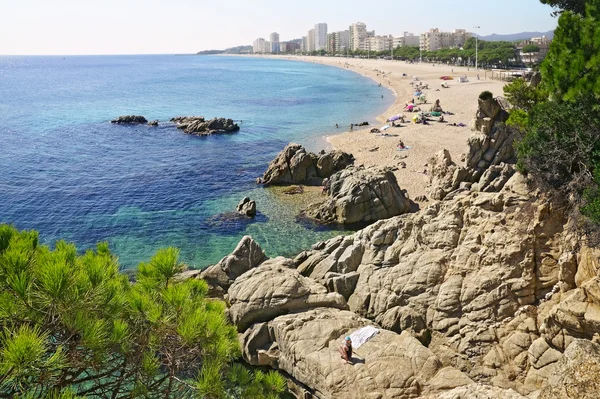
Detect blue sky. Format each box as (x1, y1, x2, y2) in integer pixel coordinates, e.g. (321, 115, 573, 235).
(0, 0, 558, 55)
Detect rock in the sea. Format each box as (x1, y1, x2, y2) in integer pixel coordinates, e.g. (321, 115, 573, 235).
(110, 115, 148, 124)
(170, 116, 239, 135)
(302, 165, 411, 224)
(200, 236, 267, 296)
(236, 197, 256, 217)
(262, 143, 354, 186)
(148, 120, 159, 126)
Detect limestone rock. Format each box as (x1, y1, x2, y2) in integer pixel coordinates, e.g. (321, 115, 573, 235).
(236, 197, 256, 217)
(302, 166, 411, 224)
(147, 120, 159, 126)
(261, 143, 354, 186)
(228, 260, 348, 331)
(200, 236, 267, 295)
(239, 308, 468, 399)
(110, 115, 148, 124)
(171, 116, 240, 135)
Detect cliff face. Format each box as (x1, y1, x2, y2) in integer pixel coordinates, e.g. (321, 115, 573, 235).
(194, 97, 600, 398)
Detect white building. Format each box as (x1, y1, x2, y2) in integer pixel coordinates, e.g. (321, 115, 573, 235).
(349, 22, 368, 51)
(269, 32, 280, 53)
(393, 32, 420, 48)
(308, 28, 316, 52)
(327, 30, 350, 53)
(253, 38, 266, 54)
(314, 23, 328, 51)
(420, 28, 472, 52)
(367, 35, 394, 52)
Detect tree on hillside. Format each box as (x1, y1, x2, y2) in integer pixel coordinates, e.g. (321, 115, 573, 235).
(0, 225, 286, 399)
(541, 0, 600, 100)
(540, 0, 587, 15)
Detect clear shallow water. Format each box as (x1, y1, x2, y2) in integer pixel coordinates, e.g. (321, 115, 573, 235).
(0, 55, 392, 269)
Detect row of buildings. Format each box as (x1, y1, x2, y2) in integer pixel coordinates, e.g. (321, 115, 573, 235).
(253, 25, 476, 54)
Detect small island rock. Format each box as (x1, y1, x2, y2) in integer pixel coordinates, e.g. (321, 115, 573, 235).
(236, 197, 256, 217)
(171, 116, 239, 135)
(110, 115, 148, 124)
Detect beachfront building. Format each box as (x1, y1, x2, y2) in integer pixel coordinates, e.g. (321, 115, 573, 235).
(393, 32, 420, 48)
(327, 30, 350, 54)
(253, 38, 265, 54)
(367, 35, 394, 52)
(349, 22, 368, 51)
(281, 41, 300, 53)
(420, 28, 472, 52)
(314, 23, 328, 51)
(269, 32, 280, 53)
(307, 29, 316, 52)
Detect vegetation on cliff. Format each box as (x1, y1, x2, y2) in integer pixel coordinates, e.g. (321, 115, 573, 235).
(505, 0, 600, 240)
(0, 225, 286, 398)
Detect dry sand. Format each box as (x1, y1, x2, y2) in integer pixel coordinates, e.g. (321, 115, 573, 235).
(260, 55, 507, 200)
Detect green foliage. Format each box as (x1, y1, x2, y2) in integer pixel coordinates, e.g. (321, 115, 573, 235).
(503, 78, 548, 111)
(393, 46, 420, 60)
(506, 109, 530, 130)
(479, 91, 494, 101)
(540, 0, 587, 15)
(522, 44, 541, 53)
(0, 226, 286, 398)
(582, 168, 600, 224)
(541, 0, 600, 101)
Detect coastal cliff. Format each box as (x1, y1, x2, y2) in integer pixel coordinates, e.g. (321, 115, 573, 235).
(188, 96, 600, 398)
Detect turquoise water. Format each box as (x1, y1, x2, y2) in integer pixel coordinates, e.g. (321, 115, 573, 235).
(0, 55, 392, 269)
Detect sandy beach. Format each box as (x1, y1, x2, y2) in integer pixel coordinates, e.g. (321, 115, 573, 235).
(258, 55, 507, 200)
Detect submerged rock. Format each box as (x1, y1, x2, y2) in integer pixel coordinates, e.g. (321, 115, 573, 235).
(302, 165, 411, 224)
(262, 143, 354, 186)
(110, 115, 148, 124)
(148, 120, 159, 126)
(171, 116, 239, 135)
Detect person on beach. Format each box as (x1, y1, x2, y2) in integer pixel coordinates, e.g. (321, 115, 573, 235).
(336, 123, 339, 128)
(398, 140, 406, 149)
(350, 123, 354, 131)
(339, 337, 353, 364)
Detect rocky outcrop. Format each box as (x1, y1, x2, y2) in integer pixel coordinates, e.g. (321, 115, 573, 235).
(236, 197, 256, 217)
(227, 259, 348, 331)
(302, 166, 411, 224)
(240, 308, 475, 399)
(261, 143, 354, 186)
(171, 116, 239, 135)
(200, 236, 267, 295)
(427, 96, 518, 201)
(148, 120, 159, 126)
(111, 115, 148, 124)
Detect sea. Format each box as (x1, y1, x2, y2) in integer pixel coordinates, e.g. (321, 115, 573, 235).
(0, 55, 392, 270)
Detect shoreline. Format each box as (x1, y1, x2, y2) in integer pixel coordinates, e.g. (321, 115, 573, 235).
(239, 54, 507, 199)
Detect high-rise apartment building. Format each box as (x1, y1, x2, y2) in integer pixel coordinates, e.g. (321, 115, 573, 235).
(308, 29, 316, 52)
(326, 30, 350, 53)
(314, 23, 328, 51)
(393, 32, 420, 48)
(367, 35, 394, 52)
(420, 28, 472, 51)
(269, 32, 280, 53)
(253, 38, 266, 54)
(349, 22, 368, 51)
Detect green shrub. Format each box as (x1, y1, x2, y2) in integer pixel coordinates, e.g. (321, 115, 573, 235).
(503, 78, 548, 111)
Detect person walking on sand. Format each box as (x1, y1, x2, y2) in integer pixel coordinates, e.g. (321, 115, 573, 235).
(339, 336, 353, 364)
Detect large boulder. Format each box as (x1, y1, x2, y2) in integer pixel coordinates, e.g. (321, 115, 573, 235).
(227, 259, 348, 331)
(240, 308, 473, 399)
(302, 166, 411, 224)
(111, 115, 148, 124)
(171, 116, 240, 135)
(200, 236, 267, 295)
(261, 143, 354, 186)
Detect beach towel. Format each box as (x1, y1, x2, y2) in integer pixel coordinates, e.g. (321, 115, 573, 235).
(397, 146, 411, 151)
(349, 326, 379, 349)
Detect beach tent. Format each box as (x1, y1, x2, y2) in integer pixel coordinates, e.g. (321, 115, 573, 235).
(458, 76, 469, 83)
